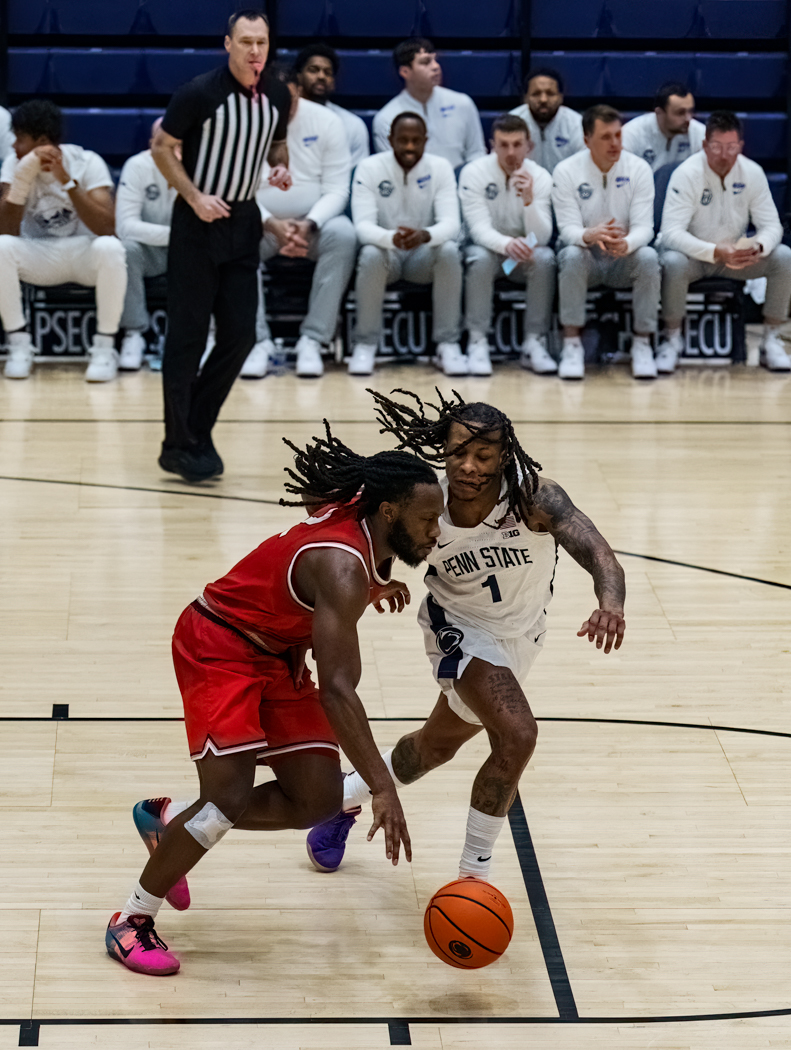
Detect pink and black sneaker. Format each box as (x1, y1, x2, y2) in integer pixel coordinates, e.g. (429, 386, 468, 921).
(105, 913, 180, 976)
(133, 797, 191, 910)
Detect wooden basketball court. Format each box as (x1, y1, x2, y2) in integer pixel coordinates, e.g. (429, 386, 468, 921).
(1, 346, 790, 1049)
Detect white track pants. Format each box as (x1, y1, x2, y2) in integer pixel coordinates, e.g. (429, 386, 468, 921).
(0, 234, 127, 334)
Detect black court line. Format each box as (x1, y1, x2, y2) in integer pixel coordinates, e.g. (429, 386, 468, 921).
(615, 550, 791, 591)
(0, 474, 281, 505)
(508, 791, 578, 1018)
(3, 418, 791, 425)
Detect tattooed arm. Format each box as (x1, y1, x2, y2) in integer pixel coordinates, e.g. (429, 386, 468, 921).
(527, 477, 626, 653)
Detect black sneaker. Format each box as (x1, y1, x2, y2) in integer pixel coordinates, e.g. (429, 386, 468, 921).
(158, 446, 221, 483)
(195, 436, 224, 477)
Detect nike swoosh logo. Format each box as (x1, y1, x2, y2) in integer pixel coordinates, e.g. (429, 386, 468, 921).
(437, 541, 454, 549)
(477, 855, 491, 863)
(109, 932, 134, 959)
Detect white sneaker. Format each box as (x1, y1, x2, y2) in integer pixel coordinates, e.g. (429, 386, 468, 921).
(759, 331, 791, 371)
(348, 344, 376, 376)
(240, 339, 273, 378)
(522, 335, 557, 375)
(631, 337, 658, 379)
(85, 342, 119, 382)
(119, 330, 146, 371)
(655, 332, 683, 374)
(4, 333, 35, 379)
(435, 342, 468, 376)
(558, 339, 584, 380)
(295, 335, 324, 378)
(466, 339, 492, 376)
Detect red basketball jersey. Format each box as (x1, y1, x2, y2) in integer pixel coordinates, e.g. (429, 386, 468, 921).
(200, 501, 391, 654)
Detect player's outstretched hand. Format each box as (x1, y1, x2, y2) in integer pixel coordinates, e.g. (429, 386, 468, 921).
(371, 579, 411, 614)
(368, 787, 412, 865)
(577, 608, 625, 653)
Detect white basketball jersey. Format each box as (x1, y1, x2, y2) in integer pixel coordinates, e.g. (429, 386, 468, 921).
(424, 476, 557, 638)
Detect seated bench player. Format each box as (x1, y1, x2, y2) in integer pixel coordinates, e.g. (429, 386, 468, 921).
(246, 72, 356, 379)
(622, 82, 705, 175)
(349, 111, 464, 377)
(292, 44, 370, 168)
(458, 113, 556, 376)
(116, 117, 177, 371)
(552, 105, 659, 381)
(509, 68, 584, 174)
(657, 110, 791, 373)
(0, 99, 126, 381)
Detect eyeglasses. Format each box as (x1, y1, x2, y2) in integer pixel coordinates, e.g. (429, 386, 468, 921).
(706, 143, 742, 157)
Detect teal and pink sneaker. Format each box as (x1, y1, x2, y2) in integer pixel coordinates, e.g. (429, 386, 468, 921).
(105, 913, 180, 976)
(132, 797, 191, 911)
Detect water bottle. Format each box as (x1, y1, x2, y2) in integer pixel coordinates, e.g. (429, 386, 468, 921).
(270, 337, 287, 376)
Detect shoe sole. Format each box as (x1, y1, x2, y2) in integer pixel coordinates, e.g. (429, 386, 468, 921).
(306, 840, 341, 873)
(158, 458, 220, 484)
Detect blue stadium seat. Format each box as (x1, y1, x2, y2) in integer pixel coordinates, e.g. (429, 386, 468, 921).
(532, 0, 785, 39)
(280, 49, 520, 98)
(278, 0, 517, 38)
(696, 53, 786, 99)
(9, 0, 250, 36)
(741, 113, 786, 162)
(61, 108, 163, 157)
(767, 173, 786, 213)
(9, 48, 224, 96)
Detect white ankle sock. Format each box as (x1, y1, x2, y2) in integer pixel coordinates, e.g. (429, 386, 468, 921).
(119, 881, 164, 923)
(342, 748, 406, 811)
(458, 808, 506, 880)
(162, 799, 192, 825)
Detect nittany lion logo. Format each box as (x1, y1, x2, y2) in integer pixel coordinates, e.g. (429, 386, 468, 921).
(485, 182, 499, 200)
(449, 940, 472, 959)
(378, 180, 394, 198)
(701, 189, 713, 205)
(144, 183, 161, 201)
(436, 626, 464, 656)
(577, 182, 593, 200)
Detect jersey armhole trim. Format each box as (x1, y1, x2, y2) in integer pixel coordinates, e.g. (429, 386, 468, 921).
(287, 543, 370, 611)
(361, 519, 389, 586)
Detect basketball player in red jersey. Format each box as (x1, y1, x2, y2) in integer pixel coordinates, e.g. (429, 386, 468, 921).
(105, 424, 443, 976)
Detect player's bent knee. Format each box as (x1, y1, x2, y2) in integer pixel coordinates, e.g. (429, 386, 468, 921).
(492, 716, 538, 766)
(184, 801, 235, 850)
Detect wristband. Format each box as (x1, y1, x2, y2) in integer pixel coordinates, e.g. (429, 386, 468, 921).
(62, 179, 77, 192)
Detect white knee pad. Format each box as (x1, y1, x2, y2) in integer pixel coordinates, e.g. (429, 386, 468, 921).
(184, 802, 234, 850)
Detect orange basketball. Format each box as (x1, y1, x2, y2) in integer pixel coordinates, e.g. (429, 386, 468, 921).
(423, 877, 514, 969)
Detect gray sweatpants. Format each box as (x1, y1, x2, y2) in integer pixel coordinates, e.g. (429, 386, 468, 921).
(558, 244, 660, 333)
(660, 244, 791, 325)
(120, 241, 168, 331)
(256, 214, 357, 345)
(464, 243, 556, 338)
(354, 240, 462, 346)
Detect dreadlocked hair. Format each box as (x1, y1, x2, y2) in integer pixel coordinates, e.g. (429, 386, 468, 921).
(368, 388, 542, 526)
(280, 419, 438, 513)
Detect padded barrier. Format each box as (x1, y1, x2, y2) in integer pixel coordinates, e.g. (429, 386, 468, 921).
(532, 0, 785, 39)
(278, 0, 518, 38)
(8, 0, 249, 36)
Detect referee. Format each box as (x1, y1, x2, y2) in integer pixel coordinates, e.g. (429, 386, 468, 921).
(152, 9, 291, 482)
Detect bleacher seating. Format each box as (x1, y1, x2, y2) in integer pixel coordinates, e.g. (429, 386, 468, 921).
(532, 0, 786, 40)
(8, 0, 248, 37)
(278, 0, 519, 38)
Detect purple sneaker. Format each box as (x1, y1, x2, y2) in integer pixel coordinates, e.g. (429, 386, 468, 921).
(133, 797, 191, 911)
(306, 805, 361, 872)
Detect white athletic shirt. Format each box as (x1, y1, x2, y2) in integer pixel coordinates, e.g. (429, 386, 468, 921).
(373, 86, 486, 170)
(0, 144, 112, 239)
(257, 98, 351, 228)
(621, 112, 705, 173)
(0, 107, 15, 163)
(424, 476, 557, 638)
(116, 149, 176, 246)
(326, 101, 371, 169)
(458, 152, 553, 254)
(508, 104, 584, 173)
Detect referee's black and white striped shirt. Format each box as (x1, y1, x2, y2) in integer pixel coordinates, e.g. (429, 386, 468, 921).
(161, 65, 290, 203)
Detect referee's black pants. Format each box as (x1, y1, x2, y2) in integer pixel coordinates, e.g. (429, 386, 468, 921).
(162, 197, 261, 452)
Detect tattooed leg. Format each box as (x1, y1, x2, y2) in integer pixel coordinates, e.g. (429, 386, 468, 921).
(454, 659, 538, 817)
(391, 693, 483, 785)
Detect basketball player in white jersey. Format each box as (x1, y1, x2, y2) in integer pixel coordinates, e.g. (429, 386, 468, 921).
(306, 390, 626, 882)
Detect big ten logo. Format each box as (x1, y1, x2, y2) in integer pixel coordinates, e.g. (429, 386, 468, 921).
(683, 308, 734, 358)
(32, 303, 96, 356)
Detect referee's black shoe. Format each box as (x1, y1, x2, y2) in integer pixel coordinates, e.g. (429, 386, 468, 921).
(158, 442, 223, 483)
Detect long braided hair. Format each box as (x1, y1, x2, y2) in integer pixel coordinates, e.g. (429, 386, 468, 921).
(280, 419, 438, 512)
(368, 388, 542, 525)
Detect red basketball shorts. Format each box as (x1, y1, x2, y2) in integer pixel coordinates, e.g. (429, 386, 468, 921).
(172, 603, 339, 763)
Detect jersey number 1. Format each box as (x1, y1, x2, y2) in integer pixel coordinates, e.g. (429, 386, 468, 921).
(481, 575, 502, 603)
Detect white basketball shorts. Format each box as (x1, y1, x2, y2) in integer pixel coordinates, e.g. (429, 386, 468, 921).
(417, 593, 546, 725)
